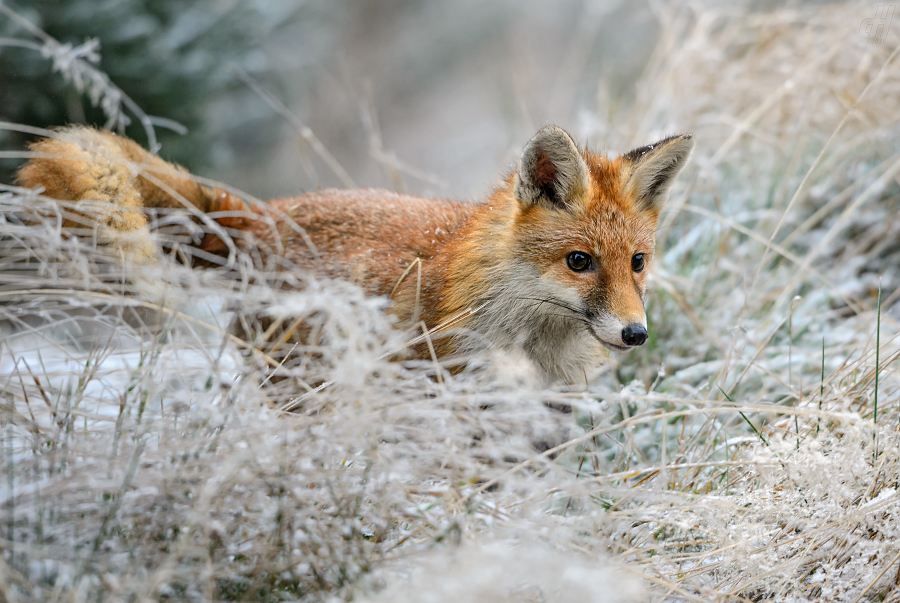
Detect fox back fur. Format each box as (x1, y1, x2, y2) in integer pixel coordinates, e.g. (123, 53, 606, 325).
(16, 125, 693, 383)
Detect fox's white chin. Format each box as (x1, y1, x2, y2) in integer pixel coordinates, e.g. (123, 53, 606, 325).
(587, 327, 632, 352)
(599, 339, 631, 352)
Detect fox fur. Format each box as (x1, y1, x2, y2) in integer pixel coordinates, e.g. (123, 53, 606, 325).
(16, 125, 693, 383)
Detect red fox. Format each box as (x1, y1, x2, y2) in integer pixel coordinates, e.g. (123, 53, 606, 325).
(16, 125, 693, 383)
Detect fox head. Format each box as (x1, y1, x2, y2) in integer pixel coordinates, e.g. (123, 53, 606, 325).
(456, 125, 693, 383)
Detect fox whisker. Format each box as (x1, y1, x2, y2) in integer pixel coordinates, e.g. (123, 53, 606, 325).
(517, 297, 596, 331)
(518, 296, 587, 318)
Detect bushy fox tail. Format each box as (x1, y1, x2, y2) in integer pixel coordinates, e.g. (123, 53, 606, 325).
(16, 126, 248, 263)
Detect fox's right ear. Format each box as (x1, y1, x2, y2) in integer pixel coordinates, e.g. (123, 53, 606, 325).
(514, 126, 589, 211)
(621, 134, 694, 217)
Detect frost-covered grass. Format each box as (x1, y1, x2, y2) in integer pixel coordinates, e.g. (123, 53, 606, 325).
(2, 1, 900, 601)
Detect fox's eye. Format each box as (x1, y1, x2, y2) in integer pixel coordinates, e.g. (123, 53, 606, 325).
(632, 253, 645, 273)
(566, 251, 593, 272)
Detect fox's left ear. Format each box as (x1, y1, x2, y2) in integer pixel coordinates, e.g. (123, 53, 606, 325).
(514, 125, 590, 211)
(622, 134, 694, 216)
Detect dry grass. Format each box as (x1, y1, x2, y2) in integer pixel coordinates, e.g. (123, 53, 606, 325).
(2, 1, 900, 601)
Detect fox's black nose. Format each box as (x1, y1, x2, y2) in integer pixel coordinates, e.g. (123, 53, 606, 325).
(622, 324, 648, 346)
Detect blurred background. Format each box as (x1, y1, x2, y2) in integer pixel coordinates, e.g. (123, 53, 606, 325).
(0, 0, 661, 199)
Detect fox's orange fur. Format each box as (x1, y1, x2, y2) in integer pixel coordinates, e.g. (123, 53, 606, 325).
(16, 125, 693, 383)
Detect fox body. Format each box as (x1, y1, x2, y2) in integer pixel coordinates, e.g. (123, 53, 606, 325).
(16, 126, 693, 383)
